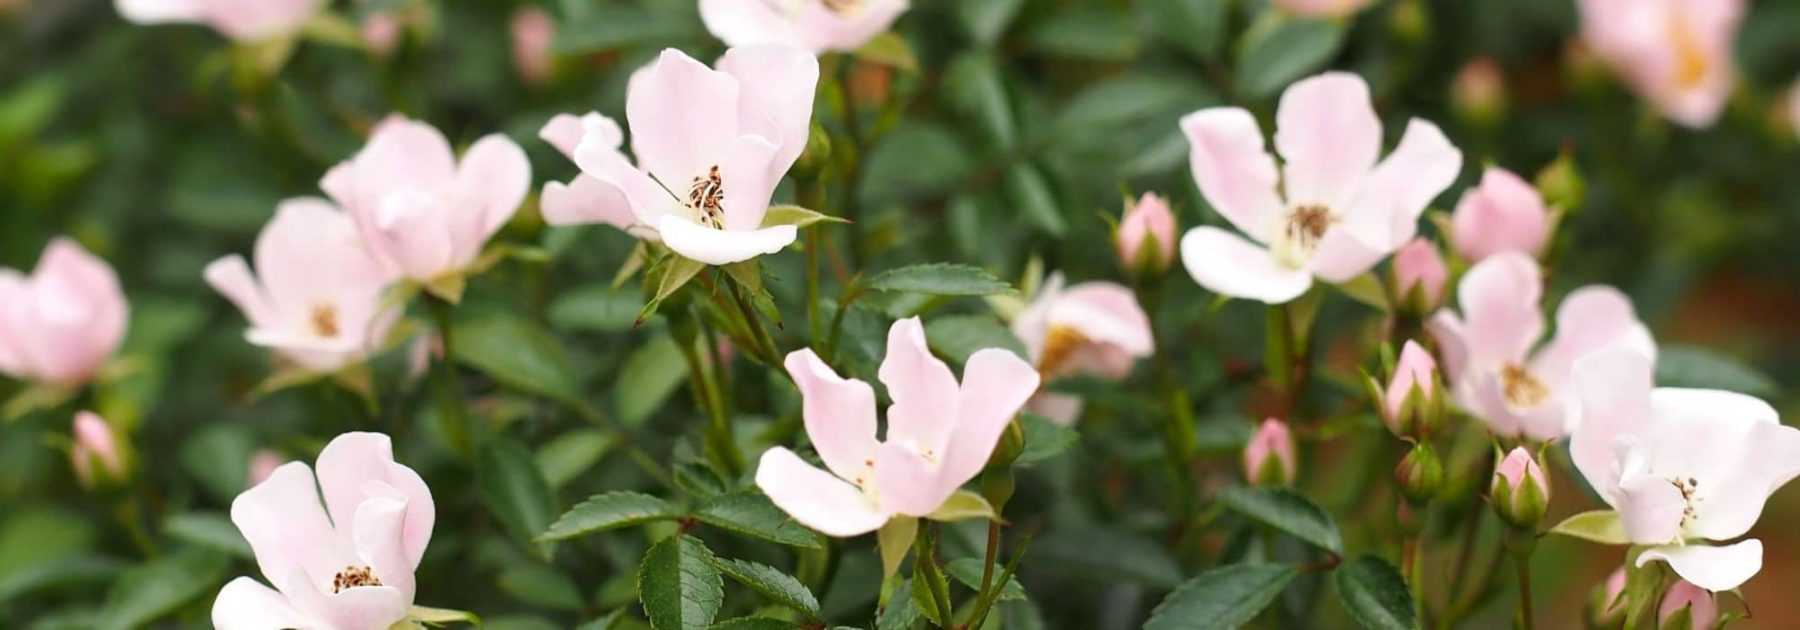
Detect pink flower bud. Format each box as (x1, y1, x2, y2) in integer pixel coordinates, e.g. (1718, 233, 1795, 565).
(0, 239, 128, 387)
(1491, 447, 1549, 528)
(1391, 239, 1446, 312)
(1657, 581, 1720, 630)
(511, 6, 556, 86)
(1117, 192, 1177, 275)
(1451, 57, 1506, 124)
(71, 411, 125, 487)
(1381, 340, 1439, 437)
(247, 449, 285, 486)
(362, 12, 402, 58)
(1244, 418, 1296, 487)
(1588, 566, 1628, 627)
(1451, 167, 1551, 263)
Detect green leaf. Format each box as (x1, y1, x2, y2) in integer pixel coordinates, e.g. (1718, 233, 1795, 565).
(95, 548, 229, 630)
(1217, 486, 1344, 553)
(499, 563, 588, 611)
(0, 555, 119, 604)
(1142, 0, 1228, 61)
(953, 0, 1024, 45)
(761, 204, 849, 229)
(615, 331, 690, 427)
(877, 579, 923, 630)
(1004, 163, 1067, 237)
(694, 492, 825, 549)
(854, 32, 919, 72)
(911, 564, 952, 626)
(162, 512, 251, 559)
(539, 491, 683, 542)
(638, 535, 725, 630)
(1236, 18, 1347, 100)
(944, 52, 1016, 150)
(537, 429, 618, 489)
(480, 438, 559, 558)
(709, 556, 822, 619)
(642, 255, 708, 322)
(1036, 526, 1184, 589)
(1654, 345, 1778, 398)
(1016, 413, 1079, 465)
(1024, 5, 1141, 61)
(1334, 555, 1416, 630)
(924, 314, 1027, 364)
(1333, 273, 1390, 312)
(1144, 563, 1299, 630)
(553, 4, 701, 54)
(946, 558, 1027, 601)
(178, 423, 255, 503)
(858, 123, 974, 207)
(709, 618, 797, 630)
(453, 313, 586, 410)
(550, 285, 647, 333)
(1548, 510, 1630, 545)
(924, 490, 999, 523)
(868, 264, 1013, 297)
(673, 462, 731, 499)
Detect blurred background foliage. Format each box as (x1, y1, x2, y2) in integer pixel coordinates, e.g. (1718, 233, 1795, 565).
(2, 0, 1799, 628)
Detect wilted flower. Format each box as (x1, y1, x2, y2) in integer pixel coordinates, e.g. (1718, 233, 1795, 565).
(1390, 238, 1446, 313)
(1577, 0, 1744, 128)
(537, 46, 818, 265)
(1490, 447, 1549, 529)
(1569, 347, 1800, 591)
(699, 0, 909, 54)
(1179, 72, 1462, 304)
(756, 317, 1038, 536)
(320, 115, 531, 298)
(1117, 192, 1177, 276)
(1428, 253, 1653, 441)
(511, 6, 555, 85)
(1010, 274, 1153, 425)
(206, 198, 400, 373)
(0, 238, 128, 387)
(115, 0, 324, 42)
(1244, 418, 1296, 487)
(1451, 167, 1551, 263)
(248, 449, 285, 487)
(1272, 0, 1371, 19)
(1658, 581, 1720, 630)
(1371, 340, 1443, 438)
(71, 411, 128, 488)
(212, 432, 435, 630)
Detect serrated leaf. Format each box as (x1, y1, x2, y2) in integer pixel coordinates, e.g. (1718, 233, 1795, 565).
(1004, 163, 1066, 236)
(710, 556, 822, 619)
(694, 492, 825, 549)
(946, 558, 1027, 601)
(924, 490, 999, 523)
(673, 462, 731, 499)
(1548, 510, 1630, 545)
(1236, 18, 1346, 99)
(924, 314, 1027, 364)
(539, 492, 682, 542)
(878, 579, 923, 630)
(1143, 563, 1298, 630)
(709, 618, 795, 630)
(1334, 555, 1416, 630)
(639, 535, 724, 630)
(1016, 413, 1079, 465)
(480, 438, 559, 558)
(944, 52, 1015, 150)
(911, 565, 950, 626)
(867, 264, 1013, 297)
(1217, 486, 1343, 553)
(642, 255, 707, 322)
(94, 548, 228, 630)
(452, 313, 587, 411)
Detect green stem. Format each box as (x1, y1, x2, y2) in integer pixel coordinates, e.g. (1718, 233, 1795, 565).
(916, 524, 953, 628)
(673, 312, 741, 477)
(1516, 556, 1536, 630)
(726, 277, 781, 368)
(427, 296, 473, 459)
(805, 226, 823, 344)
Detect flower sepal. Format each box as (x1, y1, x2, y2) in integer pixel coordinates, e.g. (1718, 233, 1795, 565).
(395, 604, 480, 629)
(924, 490, 1000, 524)
(1490, 446, 1550, 530)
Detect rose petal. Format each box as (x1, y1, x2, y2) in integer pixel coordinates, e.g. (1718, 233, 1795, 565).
(878, 317, 961, 458)
(716, 45, 819, 176)
(1179, 108, 1284, 240)
(784, 348, 880, 484)
(656, 217, 797, 265)
(754, 447, 889, 537)
(211, 576, 313, 630)
(1275, 72, 1381, 209)
(1179, 226, 1312, 304)
(941, 348, 1039, 486)
(314, 432, 435, 569)
(1638, 540, 1762, 592)
(626, 48, 742, 187)
(229, 463, 351, 597)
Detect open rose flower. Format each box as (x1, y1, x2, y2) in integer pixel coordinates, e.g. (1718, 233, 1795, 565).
(213, 432, 435, 630)
(1010, 273, 1153, 425)
(1179, 72, 1462, 304)
(1569, 347, 1800, 592)
(0, 238, 127, 387)
(1428, 252, 1653, 441)
(537, 46, 817, 266)
(1578, 0, 1744, 128)
(699, 0, 908, 54)
(206, 198, 399, 373)
(755, 317, 1039, 536)
(115, 0, 323, 42)
(321, 115, 530, 298)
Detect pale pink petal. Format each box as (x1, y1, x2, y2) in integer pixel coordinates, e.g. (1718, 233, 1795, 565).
(541, 176, 637, 231)
(1451, 167, 1550, 262)
(1346, 119, 1462, 247)
(254, 198, 384, 321)
(1638, 541, 1762, 592)
(656, 217, 797, 265)
(351, 496, 415, 602)
(350, 116, 459, 192)
(539, 112, 623, 160)
(783, 348, 880, 484)
(1179, 108, 1283, 239)
(1615, 468, 1686, 544)
(1453, 252, 1543, 367)
(1569, 347, 1654, 506)
(1426, 311, 1471, 382)
(941, 348, 1040, 486)
(285, 574, 409, 630)
(698, 0, 808, 50)
(370, 191, 459, 279)
(206, 0, 324, 42)
(626, 49, 743, 187)
(314, 432, 435, 570)
(205, 255, 275, 329)
(719, 134, 784, 231)
(754, 447, 889, 537)
(455, 133, 532, 245)
(1530, 286, 1654, 385)
(1026, 392, 1084, 427)
(1275, 72, 1381, 209)
(1179, 226, 1312, 304)
(1046, 283, 1153, 358)
(1650, 389, 1800, 541)
(574, 131, 676, 230)
(717, 44, 820, 177)
(115, 0, 206, 24)
(874, 441, 955, 517)
(878, 317, 961, 459)
(1457, 368, 1522, 438)
(211, 577, 313, 630)
(229, 463, 351, 597)
(1384, 341, 1436, 419)
(800, 0, 909, 52)
(31, 239, 128, 383)
(1308, 220, 1389, 283)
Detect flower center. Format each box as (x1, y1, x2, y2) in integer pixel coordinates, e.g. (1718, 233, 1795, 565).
(1272, 204, 1334, 269)
(331, 565, 382, 593)
(1668, 476, 1701, 530)
(1667, 15, 1708, 89)
(1500, 363, 1549, 409)
(311, 304, 340, 338)
(686, 165, 727, 230)
(1037, 325, 1088, 377)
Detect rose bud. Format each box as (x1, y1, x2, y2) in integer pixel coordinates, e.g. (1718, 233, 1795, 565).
(1243, 418, 1297, 487)
(1394, 443, 1444, 505)
(1586, 566, 1627, 629)
(1116, 192, 1177, 277)
(1657, 580, 1719, 630)
(1491, 447, 1550, 529)
(1390, 238, 1447, 315)
(70, 411, 129, 489)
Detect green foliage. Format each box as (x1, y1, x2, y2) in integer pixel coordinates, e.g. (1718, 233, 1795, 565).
(1334, 555, 1417, 630)
(1217, 486, 1344, 554)
(638, 535, 725, 630)
(1144, 563, 1299, 630)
